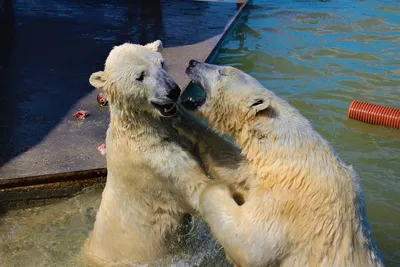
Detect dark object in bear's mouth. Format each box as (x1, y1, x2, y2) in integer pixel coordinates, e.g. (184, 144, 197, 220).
(180, 97, 206, 111)
(151, 102, 177, 117)
(180, 81, 207, 111)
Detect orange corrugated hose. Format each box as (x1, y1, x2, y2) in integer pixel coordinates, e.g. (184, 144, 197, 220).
(348, 100, 400, 129)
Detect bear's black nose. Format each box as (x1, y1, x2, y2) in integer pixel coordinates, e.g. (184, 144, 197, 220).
(167, 86, 181, 101)
(188, 60, 198, 68)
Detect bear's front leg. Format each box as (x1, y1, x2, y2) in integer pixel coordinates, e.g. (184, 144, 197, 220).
(172, 111, 250, 192)
(199, 183, 248, 266)
(200, 184, 289, 267)
(146, 141, 215, 213)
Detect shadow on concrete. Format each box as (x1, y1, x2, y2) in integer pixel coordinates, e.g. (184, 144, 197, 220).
(0, 0, 238, 171)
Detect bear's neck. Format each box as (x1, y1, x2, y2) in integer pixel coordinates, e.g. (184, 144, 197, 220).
(109, 108, 173, 141)
(232, 115, 348, 188)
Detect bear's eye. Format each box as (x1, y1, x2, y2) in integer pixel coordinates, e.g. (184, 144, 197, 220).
(251, 100, 264, 106)
(160, 60, 165, 68)
(136, 72, 145, 82)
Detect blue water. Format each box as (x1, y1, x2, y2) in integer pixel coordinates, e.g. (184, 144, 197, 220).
(205, 0, 400, 265)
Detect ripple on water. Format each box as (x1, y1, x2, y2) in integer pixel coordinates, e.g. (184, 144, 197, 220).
(375, 5, 400, 12)
(313, 48, 381, 61)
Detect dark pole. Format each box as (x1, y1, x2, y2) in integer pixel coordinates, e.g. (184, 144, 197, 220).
(0, 0, 14, 65)
(0, 0, 13, 24)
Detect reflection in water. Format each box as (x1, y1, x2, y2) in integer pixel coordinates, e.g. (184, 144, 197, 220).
(211, 1, 400, 266)
(117, 0, 164, 45)
(0, 0, 15, 166)
(138, 0, 164, 45)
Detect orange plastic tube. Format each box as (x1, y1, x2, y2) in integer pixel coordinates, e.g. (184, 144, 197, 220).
(348, 100, 400, 129)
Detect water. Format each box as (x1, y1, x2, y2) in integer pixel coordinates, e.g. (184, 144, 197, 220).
(0, 184, 230, 267)
(209, 0, 400, 265)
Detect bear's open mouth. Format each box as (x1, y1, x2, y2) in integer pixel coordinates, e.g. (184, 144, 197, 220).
(151, 102, 177, 117)
(180, 82, 207, 111)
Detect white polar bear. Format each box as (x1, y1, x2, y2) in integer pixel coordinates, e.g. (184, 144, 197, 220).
(83, 42, 214, 266)
(181, 60, 384, 267)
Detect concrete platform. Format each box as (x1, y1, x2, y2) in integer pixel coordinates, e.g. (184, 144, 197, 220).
(0, 0, 248, 189)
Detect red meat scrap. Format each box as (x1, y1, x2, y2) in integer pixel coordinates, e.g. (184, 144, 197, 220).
(98, 143, 106, 155)
(72, 110, 89, 120)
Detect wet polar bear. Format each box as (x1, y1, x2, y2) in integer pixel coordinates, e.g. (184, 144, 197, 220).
(182, 60, 384, 267)
(83, 42, 214, 266)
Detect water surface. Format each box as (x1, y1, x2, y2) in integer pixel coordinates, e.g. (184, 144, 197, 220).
(0, 184, 230, 267)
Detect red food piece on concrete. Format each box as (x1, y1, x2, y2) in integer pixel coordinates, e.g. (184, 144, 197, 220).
(98, 143, 106, 155)
(72, 110, 89, 120)
(97, 93, 108, 106)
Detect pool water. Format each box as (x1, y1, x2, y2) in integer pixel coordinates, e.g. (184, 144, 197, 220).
(0, 184, 231, 267)
(191, 0, 400, 265)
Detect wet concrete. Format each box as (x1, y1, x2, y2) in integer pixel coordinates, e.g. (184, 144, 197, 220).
(0, 0, 240, 180)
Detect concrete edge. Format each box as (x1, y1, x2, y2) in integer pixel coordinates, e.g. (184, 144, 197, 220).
(183, 0, 251, 80)
(0, 168, 107, 188)
(205, 0, 251, 64)
(0, 0, 250, 202)
(0, 177, 106, 208)
(0, 169, 107, 207)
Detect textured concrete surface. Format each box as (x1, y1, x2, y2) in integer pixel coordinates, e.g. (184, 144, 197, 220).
(0, 0, 242, 181)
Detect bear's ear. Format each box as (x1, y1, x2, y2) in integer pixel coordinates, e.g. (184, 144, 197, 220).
(89, 71, 106, 90)
(250, 97, 270, 115)
(144, 40, 163, 52)
(248, 97, 277, 139)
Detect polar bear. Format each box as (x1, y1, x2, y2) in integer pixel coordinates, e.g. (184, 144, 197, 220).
(83, 42, 215, 266)
(182, 60, 384, 267)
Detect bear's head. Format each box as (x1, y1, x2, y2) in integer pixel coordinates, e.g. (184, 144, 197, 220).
(183, 60, 277, 137)
(89, 40, 180, 118)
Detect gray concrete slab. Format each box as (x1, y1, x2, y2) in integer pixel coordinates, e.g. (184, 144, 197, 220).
(0, 0, 244, 182)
